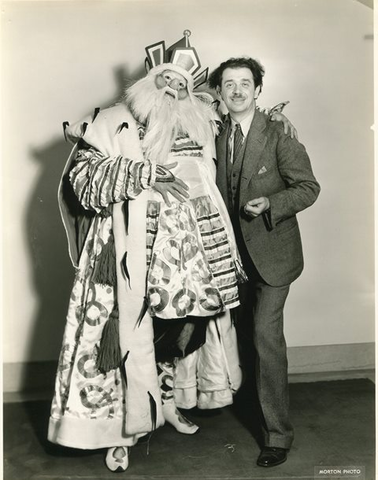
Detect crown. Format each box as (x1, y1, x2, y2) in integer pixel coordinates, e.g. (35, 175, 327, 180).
(145, 30, 208, 90)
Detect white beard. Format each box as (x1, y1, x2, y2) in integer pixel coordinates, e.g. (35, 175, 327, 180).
(125, 75, 214, 164)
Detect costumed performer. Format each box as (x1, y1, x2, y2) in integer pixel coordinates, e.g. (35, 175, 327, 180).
(48, 30, 295, 473)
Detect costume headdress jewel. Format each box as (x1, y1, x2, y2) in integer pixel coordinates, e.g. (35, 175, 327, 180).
(145, 30, 208, 89)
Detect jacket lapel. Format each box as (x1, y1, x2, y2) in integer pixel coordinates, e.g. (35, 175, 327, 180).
(241, 109, 267, 186)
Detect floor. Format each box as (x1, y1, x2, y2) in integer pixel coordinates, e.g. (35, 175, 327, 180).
(3, 378, 375, 480)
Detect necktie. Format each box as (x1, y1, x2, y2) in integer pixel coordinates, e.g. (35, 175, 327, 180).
(233, 123, 244, 163)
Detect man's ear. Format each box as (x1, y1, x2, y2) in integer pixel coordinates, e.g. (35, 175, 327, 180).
(254, 85, 261, 99)
(216, 86, 222, 99)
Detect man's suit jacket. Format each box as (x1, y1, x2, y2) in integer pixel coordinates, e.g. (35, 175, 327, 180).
(216, 109, 320, 287)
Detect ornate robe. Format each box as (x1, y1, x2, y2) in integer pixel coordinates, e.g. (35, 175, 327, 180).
(48, 103, 242, 449)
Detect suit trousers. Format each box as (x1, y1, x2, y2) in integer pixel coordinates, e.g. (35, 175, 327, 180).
(237, 255, 294, 450)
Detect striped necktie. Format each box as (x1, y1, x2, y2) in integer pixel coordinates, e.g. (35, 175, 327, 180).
(233, 123, 244, 163)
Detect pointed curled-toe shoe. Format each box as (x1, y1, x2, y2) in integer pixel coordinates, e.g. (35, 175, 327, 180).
(257, 446, 287, 467)
(162, 403, 200, 435)
(105, 446, 129, 473)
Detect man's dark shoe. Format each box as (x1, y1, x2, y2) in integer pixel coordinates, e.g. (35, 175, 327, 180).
(257, 447, 287, 467)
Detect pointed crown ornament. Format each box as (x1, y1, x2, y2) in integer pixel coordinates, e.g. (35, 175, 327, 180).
(145, 30, 208, 90)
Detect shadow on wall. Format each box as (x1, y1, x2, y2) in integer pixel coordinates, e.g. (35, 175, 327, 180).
(22, 63, 146, 395)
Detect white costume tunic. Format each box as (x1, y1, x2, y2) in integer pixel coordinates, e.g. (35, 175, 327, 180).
(147, 132, 243, 318)
(48, 103, 242, 450)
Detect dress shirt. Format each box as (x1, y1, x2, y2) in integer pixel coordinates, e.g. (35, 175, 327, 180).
(228, 110, 255, 163)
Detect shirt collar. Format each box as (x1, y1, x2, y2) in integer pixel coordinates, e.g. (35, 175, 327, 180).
(230, 110, 255, 137)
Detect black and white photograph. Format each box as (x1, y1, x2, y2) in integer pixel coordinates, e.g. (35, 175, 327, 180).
(2, 0, 375, 479)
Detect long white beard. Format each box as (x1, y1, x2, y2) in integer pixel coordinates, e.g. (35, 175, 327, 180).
(125, 75, 214, 164)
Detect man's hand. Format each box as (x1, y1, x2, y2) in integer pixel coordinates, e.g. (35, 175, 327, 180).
(152, 162, 189, 206)
(270, 112, 298, 139)
(244, 197, 270, 217)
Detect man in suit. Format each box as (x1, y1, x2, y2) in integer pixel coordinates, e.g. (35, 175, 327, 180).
(208, 57, 320, 467)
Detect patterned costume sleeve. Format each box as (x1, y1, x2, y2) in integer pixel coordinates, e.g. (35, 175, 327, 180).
(69, 142, 156, 212)
(257, 101, 290, 117)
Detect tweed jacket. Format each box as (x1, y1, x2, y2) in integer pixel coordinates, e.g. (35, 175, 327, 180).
(216, 109, 320, 287)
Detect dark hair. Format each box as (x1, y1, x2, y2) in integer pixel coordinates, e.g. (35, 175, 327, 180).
(208, 57, 265, 91)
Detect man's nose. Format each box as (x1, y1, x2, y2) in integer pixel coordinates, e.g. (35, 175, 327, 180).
(233, 84, 241, 94)
(168, 78, 181, 91)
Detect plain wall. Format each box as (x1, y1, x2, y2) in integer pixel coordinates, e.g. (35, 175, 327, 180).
(1, 0, 374, 364)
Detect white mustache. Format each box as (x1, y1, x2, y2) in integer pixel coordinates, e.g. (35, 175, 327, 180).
(155, 86, 178, 107)
(163, 86, 178, 99)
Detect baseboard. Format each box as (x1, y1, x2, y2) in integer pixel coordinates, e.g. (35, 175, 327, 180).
(2, 342, 375, 394)
(287, 342, 375, 374)
(3, 360, 58, 394)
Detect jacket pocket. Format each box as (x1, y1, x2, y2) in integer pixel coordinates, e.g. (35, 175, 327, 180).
(276, 217, 298, 236)
(251, 166, 274, 179)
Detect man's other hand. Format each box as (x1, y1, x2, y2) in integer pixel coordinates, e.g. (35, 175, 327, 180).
(244, 197, 270, 217)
